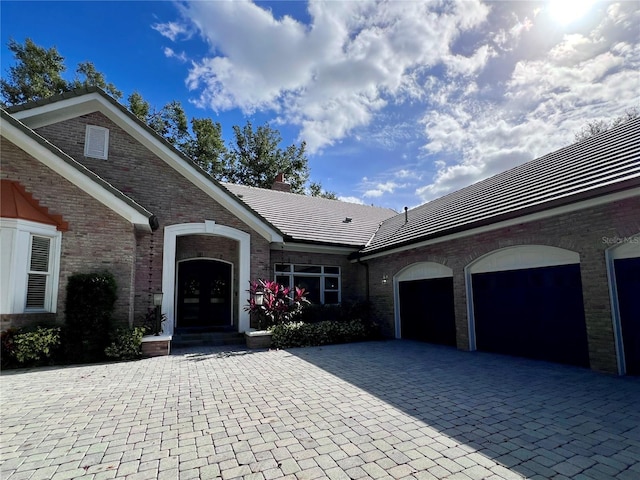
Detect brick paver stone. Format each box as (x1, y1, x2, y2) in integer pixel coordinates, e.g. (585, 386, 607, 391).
(1, 341, 639, 480)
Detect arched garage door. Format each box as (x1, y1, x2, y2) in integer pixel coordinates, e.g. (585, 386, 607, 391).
(468, 246, 589, 367)
(609, 238, 640, 375)
(396, 262, 456, 346)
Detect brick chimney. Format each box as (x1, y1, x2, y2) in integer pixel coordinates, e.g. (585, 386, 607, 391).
(271, 173, 291, 192)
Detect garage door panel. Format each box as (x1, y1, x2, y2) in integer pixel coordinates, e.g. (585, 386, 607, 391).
(473, 264, 589, 367)
(615, 257, 640, 375)
(399, 277, 456, 346)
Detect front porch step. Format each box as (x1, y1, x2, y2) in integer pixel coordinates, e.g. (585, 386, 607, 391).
(171, 331, 245, 348)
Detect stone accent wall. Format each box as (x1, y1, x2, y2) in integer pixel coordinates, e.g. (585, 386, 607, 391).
(1, 140, 137, 328)
(366, 196, 640, 373)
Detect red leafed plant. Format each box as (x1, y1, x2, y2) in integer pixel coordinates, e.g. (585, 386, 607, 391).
(246, 279, 310, 329)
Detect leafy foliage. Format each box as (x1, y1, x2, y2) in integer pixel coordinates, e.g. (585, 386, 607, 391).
(71, 61, 122, 99)
(246, 279, 310, 329)
(224, 121, 310, 194)
(574, 107, 639, 142)
(0, 38, 68, 105)
(270, 319, 376, 349)
(64, 272, 117, 363)
(183, 117, 227, 177)
(1, 326, 61, 368)
(104, 327, 145, 361)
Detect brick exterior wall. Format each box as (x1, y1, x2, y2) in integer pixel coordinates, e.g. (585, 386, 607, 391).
(1, 140, 137, 328)
(366, 196, 640, 374)
(34, 112, 272, 325)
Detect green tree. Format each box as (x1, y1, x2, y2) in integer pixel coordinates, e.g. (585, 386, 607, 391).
(0, 38, 68, 105)
(224, 121, 309, 193)
(183, 117, 227, 176)
(127, 91, 151, 122)
(574, 107, 639, 142)
(71, 61, 122, 99)
(309, 181, 338, 199)
(148, 100, 189, 147)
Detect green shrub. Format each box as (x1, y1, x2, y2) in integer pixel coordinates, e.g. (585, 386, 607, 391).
(271, 319, 375, 349)
(105, 327, 145, 361)
(64, 271, 117, 363)
(1, 326, 61, 368)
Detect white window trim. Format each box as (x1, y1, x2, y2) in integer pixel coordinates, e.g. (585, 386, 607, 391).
(84, 124, 110, 160)
(274, 264, 341, 305)
(0, 218, 61, 314)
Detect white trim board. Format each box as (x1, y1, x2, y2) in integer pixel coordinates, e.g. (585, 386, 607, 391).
(13, 93, 283, 243)
(162, 221, 251, 335)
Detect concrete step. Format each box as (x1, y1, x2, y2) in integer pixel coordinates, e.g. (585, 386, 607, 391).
(172, 331, 245, 348)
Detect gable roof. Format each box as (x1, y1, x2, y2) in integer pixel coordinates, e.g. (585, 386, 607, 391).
(1, 109, 157, 231)
(222, 183, 396, 247)
(361, 117, 640, 256)
(8, 87, 284, 243)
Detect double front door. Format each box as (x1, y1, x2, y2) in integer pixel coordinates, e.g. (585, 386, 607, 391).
(177, 259, 232, 328)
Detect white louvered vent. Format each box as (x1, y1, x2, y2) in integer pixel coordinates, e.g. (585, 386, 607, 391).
(84, 125, 110, 159)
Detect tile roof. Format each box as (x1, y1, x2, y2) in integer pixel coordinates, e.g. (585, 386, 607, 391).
(361, 117, 640, 255)
(221, 183, 397, 247)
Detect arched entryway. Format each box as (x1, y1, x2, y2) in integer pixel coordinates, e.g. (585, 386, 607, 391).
(162, 221, 251, 335)
(607, 236, 640, 375)
(466, 245, 589, 367)
(394, 262, 457, 346)
(176, 259, 233, 329)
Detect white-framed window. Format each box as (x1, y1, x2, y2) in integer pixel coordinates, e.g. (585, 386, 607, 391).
(0, 219, 61, 314)
(274, 264, 341, 304)
(84, 124, 110, 159)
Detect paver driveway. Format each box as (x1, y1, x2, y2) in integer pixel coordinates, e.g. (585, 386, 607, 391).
(1, 340, 639, 480)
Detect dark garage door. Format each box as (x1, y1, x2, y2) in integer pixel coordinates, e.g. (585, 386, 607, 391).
(472, 264, 589, 367)
(399, 277, 457, 346)
(615, 257, 640, 375)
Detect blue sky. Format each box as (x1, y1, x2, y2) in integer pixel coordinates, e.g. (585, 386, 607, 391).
(2, 1, 639, 211)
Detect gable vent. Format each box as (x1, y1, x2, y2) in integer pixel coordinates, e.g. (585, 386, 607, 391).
(84, 125, 110, 159)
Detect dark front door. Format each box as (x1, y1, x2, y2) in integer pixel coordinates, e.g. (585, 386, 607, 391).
(399, 277, 457, 346)
(177, 260, 232, 328)
(472, 264, 589, 367)
(615, 257, 640, 375)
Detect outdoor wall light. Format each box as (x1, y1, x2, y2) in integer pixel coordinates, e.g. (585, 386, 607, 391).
(382, 274, 389, 285)
(153, 292, 163, 336)
(254, 291, 264, 306)
(153, 292, 164, 306)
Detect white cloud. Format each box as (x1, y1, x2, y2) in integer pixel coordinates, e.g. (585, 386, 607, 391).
(152, 21, 191, 41)
(338, 196, 365, 205)
(158, 0, 490, 153)
(163, 47, 188, 63)
(414, 1, 640, 202)
(155, 1, 639, 208)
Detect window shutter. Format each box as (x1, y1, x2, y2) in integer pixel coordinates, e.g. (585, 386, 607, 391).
(26, 237, 51, 309)
(84, 125, 109, 159)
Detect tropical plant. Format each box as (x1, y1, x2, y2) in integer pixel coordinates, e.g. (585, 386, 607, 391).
(246, 279, 310, 329)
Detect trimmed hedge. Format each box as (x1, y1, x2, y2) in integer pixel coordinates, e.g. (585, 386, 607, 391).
(63, 271, 117, 363)
(270, 319, 376, 349)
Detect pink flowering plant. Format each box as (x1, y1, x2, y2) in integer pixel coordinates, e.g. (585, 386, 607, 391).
(246, 279, 310, 329)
